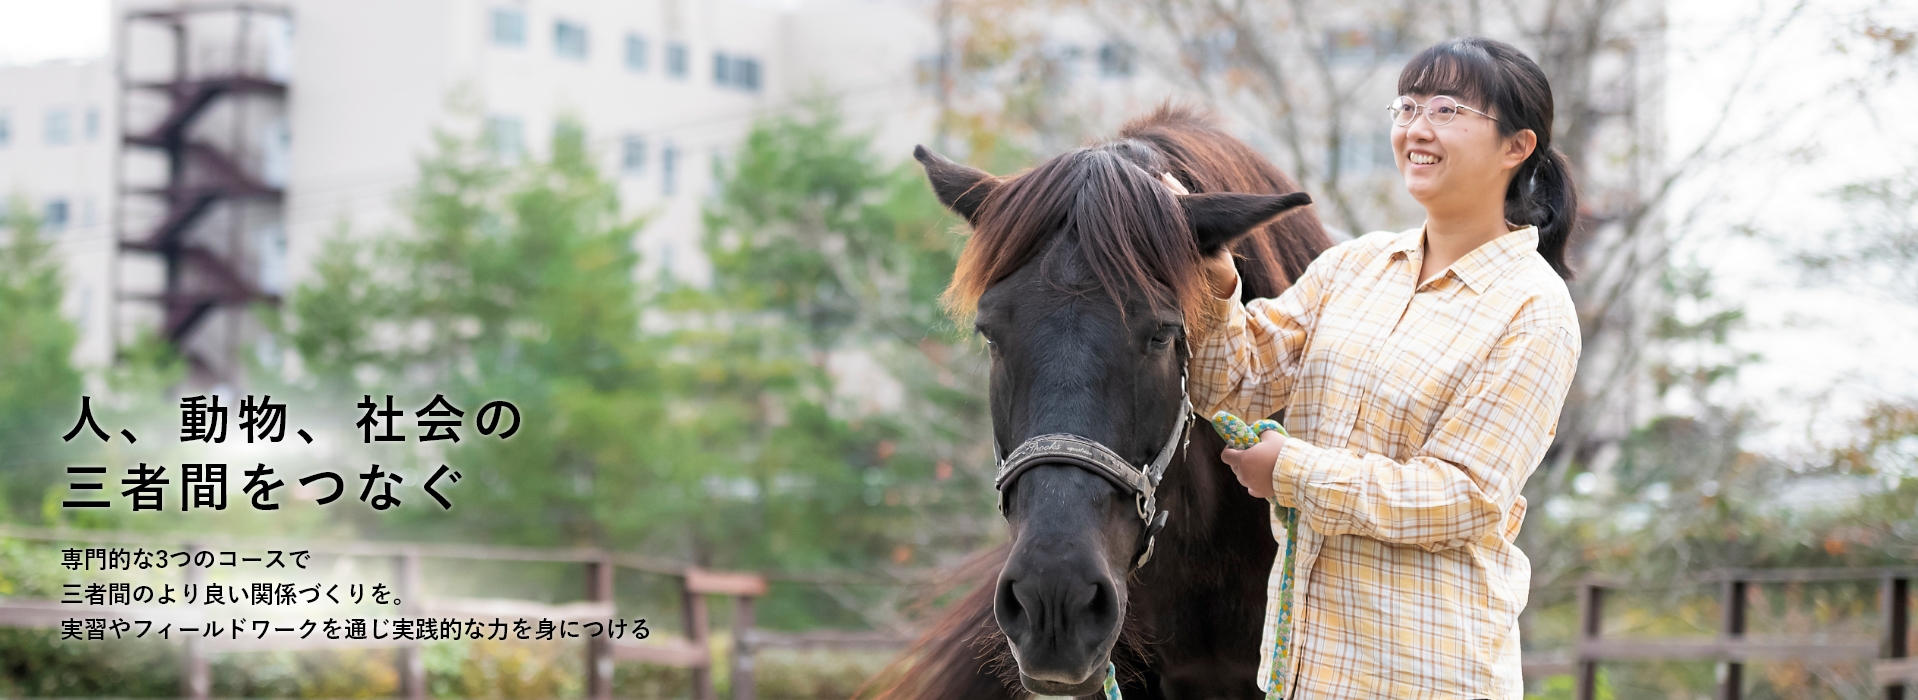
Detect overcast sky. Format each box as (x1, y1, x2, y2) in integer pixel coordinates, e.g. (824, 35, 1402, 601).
(0, 0, 107, 66)
(1663, 0, 1918, 468)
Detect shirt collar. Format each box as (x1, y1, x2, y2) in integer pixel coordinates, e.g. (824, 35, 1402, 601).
(1389, 223, 1539, 293)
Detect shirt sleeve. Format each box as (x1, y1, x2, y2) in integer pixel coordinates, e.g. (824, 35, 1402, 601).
(1268, 324, 1581, 551)
(1187, 255, 1335, 423)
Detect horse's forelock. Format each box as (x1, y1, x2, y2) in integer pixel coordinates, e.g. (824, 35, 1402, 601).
(943, 141, 1209, 331)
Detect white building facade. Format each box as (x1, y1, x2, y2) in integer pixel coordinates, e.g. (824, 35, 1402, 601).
(0, 0, 941, 381)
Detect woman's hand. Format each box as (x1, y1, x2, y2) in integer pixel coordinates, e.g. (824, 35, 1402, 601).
(1201, 248, 1238, 300)
(1220, 430, 1286, 499)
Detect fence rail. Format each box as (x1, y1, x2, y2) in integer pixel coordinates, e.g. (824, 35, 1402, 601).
(1553, 570, 1916, 700)
(17, 526, 1907, 699)
(0, 526, 920, 700)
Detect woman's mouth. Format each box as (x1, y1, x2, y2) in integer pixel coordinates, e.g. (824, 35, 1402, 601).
(1409, 151, 1440, 165)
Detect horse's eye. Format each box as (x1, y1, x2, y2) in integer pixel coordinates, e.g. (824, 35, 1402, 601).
(1150, 327, 1178, 349)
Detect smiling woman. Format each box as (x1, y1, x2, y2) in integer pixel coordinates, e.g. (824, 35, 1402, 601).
(1198, 37, 1584, 700)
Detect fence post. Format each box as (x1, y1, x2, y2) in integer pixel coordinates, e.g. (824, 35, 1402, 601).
(587, 556, 616, 700)
(1576, 580, 1603, 700)
(182, 541, 209, 700)
(398, 548, 426, 700)
(684, 573, 716, 700)
(733, 594, 756, 700)
(1719, 577, 1748, 700)
(1886, 575, 1911, 700)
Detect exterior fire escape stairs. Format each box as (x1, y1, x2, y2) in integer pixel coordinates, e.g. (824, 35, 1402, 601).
(117, 4, 289, 380)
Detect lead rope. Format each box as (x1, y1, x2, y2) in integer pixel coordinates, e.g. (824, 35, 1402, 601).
(1207, 411, 1299, 700)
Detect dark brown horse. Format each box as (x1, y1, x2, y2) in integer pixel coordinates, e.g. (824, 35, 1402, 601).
(864, 105, 1333, 699)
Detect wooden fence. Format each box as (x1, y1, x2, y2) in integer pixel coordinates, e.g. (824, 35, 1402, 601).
(15, 526, 1910, 699)
(1524, 569, 1916, 700)
(0, 526, 915, 700)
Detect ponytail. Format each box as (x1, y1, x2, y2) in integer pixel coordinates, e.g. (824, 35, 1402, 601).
(1508, 145, 1578, 280)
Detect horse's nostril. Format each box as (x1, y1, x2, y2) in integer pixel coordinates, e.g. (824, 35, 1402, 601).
(995, 577, 1028, 633)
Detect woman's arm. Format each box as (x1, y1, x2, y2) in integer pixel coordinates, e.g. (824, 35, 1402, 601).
(1187, 256, 1331, 424)
(1269, 324, 1580, 551)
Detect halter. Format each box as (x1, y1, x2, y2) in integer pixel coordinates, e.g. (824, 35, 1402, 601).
(991, 339, 1195, 571)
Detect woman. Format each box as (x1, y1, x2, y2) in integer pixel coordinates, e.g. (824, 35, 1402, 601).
(1186, 37, 1582, 699)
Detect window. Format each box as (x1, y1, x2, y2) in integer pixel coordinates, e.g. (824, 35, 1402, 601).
(491, 7, 526, 47)
(46, 109, 71, 145)
(262, 117, 291, 188)
(43, 198, 69, 232)
(622, 135, 646, 175)
(255, 223, 288, 294)
(661, 142, 678, 195)
(84, 108, 100, 141)
(554, 20, 588, 60)
(1098, 41, 1134, 78)
(713, 53, 761, 92)
(1322, 27, 1405, 63)
(736, 57, 760, 91)
(485, 115, 524, 162)
(625, 34, 648, 72)
(1329, 126, 1396, 176)
(665, 42, 688, 79)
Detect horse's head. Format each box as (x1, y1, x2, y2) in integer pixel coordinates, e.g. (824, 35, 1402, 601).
(915, 141, 1310, 696)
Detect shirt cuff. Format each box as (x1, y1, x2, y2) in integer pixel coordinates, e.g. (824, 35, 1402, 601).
(1270, 435, 1314, 510)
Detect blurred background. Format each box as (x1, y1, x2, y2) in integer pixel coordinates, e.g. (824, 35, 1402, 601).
(0, 0, 1915, 697)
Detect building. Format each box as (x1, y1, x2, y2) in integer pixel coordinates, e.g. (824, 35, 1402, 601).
(0, 59, 119, 371)
(0, 0, 942, 385)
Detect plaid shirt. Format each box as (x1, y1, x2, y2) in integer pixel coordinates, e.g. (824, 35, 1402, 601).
(1190, 224, 1581, 699)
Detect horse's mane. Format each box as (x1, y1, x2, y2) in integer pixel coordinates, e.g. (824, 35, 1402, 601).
(861, 102, 1333, 700)
(940, 132, 1208, 328)
(942, 103, 1332, 333)
(1115, 103, 1331, 299)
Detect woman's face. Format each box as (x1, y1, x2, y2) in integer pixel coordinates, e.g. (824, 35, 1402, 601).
(1391, 93, 1535, 216)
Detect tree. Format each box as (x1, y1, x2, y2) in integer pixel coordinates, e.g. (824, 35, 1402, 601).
(686, 100, 996, 629)
(0, 198, 84, 522)
(277, 101, 994, 631)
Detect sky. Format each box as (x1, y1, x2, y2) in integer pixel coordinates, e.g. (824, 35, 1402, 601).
(2, 0, 1916, 470)
(1663, 0, 1918, 469)
(0, 0, 108, 66)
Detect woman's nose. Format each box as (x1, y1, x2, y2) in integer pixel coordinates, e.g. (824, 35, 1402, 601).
(1405, 114, 1438, 140)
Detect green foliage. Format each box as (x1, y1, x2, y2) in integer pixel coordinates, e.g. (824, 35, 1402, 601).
(271, 101, 994, 633)
(0, 197, 84, 523)
(279, 113, 663, 545)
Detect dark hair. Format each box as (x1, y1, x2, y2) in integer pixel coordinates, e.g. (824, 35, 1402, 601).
(1399, 37, 1579, 279)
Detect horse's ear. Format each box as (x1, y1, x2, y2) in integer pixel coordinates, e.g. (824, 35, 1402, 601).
(1183, 192, 1313, 254)
(913, 144, 999, 226)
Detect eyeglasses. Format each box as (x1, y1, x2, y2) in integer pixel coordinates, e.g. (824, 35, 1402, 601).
(1386, 95, 1498, 127)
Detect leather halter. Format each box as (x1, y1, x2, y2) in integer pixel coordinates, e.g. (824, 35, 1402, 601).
(991, 339, 1195, 571)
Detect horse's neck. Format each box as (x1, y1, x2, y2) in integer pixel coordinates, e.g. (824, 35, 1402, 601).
(1152, 427, 1278, 569)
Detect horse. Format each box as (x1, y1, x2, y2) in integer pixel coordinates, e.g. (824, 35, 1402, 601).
(863, 104, 1334, 699)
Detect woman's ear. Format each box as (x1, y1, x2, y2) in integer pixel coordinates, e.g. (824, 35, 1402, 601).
(1504, 129, 1539, 170)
